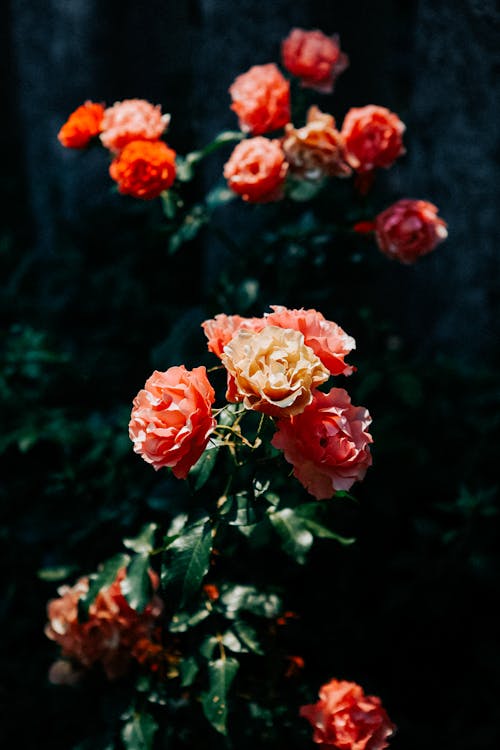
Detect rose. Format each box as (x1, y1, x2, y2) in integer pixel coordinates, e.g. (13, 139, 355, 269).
(201, 313, 266, 358)
(100, 98, 170, 152)
(374, 198, 448, 264)
(271, 388, 372, 500)
(281, 28, 349, 93)
(129, 365, 216, 478)
(45, 568, 163, 681)
(109, 139, 177, 199)
(221, 325, 329, 417)
(265, 305, 355, 376)
(300, 678, 396, 750)
(341, 105, 405, 173)
(57, 101, 105, 149)
(229, 63, 290, 135)
(283, 106, 351, 181)
(223, 137, 288, 203)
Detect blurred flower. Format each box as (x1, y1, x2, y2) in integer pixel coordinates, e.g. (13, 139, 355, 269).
(229, 63, 290, 135)
(109, 139, 176, 199)
(221, 325, 329, 417)
(342, 105, 405, 173)
(201, 313, 266, 358)
(129, 365, 216, 479)
(224, 137, 288, 203)
(281, 28, 348, 93)
(57, 101, 105, 148)
(265, 305, 355, 376)
(100, 98, 170, 152)
(272, 388, 372, 500)
(374, 199, 448, 264)
(45, 569, 163, 681)
(300, 678, 396, 750)
(283, 106, 351, 181)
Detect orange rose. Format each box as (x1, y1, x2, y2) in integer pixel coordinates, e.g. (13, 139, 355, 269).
(229, 63, 290, 135)
(45, 568, 163, 681)
(300, 678, 396, 750)
(224, 137, 288, 203)
(201, 313, 266, 358)
(341, 105, 405, 173)
(374, 199, 448, 264)
(282, 28, 349, 94)
(129, 365, 216, 478)
(109, 139, 176, 200)
(265, 305, 355, 377)
(57, 101, 105, 149)
(100, 98, 170, 152)
(272, 388, 372, 500)
(283, 106, 351, 180)
(221, 326, 329, 417)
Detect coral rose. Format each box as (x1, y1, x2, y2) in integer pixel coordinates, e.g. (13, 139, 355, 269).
(282, 28, 349, 94)
(109, 139, 176, 200)
(271, 388, 372, 499)
(57, 101, 105, 148)
(341, 106, 405, 173)
(224, 137, 288, 203)
(300, 678, 396, 750)
(100, 98, 170, 152)
(229, 63, 290, 135)
(129, 365, 216, 479)
(221, 326, 329, 417)
(265, 306, 355, 377)
(45, 568, 163, 681)
(283, 106, 351, 180)
(201, 313, 266, 358)
(374, 199, 448, 264)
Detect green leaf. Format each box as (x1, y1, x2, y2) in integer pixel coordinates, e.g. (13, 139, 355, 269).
(180, 655, 200, 687)
(218, 492, 259, 526)
(121, 712, 158, 750)
(123, 524, 158, 554)
(78, 553, 130, 622)
(233, 619, 263, 655)
(121, 553, 152, 612)
(294, 503, 356, 545)
(188, 444, 219, 491)
(201, 658, 239, 735)
(169, 604, 210, 633)
(267, 507, 313, 564)
(162, 519, 213, 610)
(218, 585, 282, 620)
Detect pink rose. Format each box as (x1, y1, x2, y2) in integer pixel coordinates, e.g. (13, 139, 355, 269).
(201, 313, 266, 358)
(281, 28, 349, 93)
(129, 366, 216, 479)
(229, 63, 290, 135)
(374, 199, 448, 264)
(300, 678, 396, 750)
(224, 137, 288, 203)
(271, 388, 372, 500)
(341, 106, 405, 173)
(100, 98, 170, 152)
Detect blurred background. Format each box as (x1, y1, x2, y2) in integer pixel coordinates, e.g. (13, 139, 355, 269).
(1, 1, 499, 748)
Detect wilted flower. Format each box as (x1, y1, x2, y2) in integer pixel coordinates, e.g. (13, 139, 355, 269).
(109, 139, 176, 199)
(283, 106, 351, 181)
(221, 325, 329, 417)
(281, 28, 349, 93)
(342, 105, 405, 173)
(201, 313, 266, 358)
(100, 98, 170, 152)
(229, 63, 290, 135)
(224, 137, 288, 203)
(45, 568, 163, 681)
(300, 678, 396, 750)
(272, 388, 372, 499)
(129, 365, 216, 478)
(57, 101, 105, 149)
(373, 198, 448, 264)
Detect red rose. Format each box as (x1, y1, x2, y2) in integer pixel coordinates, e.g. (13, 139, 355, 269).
(282, 28, 349, 93)
(224, 137, 288, 203)
(229, 63, 290, 135)
(374, 199, 448, 264)
(300, 678, 396, 750)
(57, 101, 105, 149)
(109, 139, 176, 200)
(341, 106, 405, 173)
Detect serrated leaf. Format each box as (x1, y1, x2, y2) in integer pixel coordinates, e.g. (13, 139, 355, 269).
(201, 658, 239, 735)
(267, 507, 313, 564)
(180, 656, 200, 687)
(121, 553, 152, 612)
(189, 444, 219, 491)
(162, 519, 212, 610)
(169, 605, 210, 633)
(123, 524, 158, 554)
(121, 712, 158, 750)
(233, 619, 264, 654)
(78, 553, 130, 622)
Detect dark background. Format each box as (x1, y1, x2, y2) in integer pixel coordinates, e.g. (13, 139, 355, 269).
(1, 1, 499, 748)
